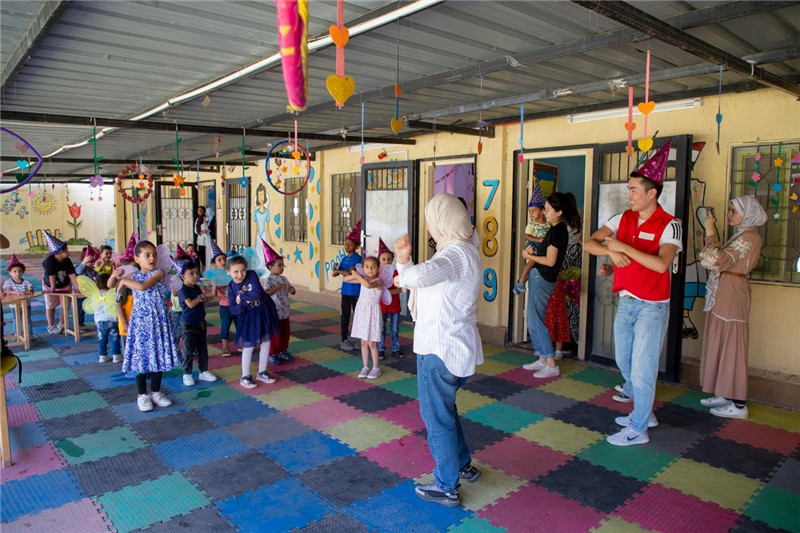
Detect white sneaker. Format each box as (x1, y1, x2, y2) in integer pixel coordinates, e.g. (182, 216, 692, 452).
(183, 374, 196, 386)
(358, 367, 370, 379)
(554, 350, 564, 360)
(98, 355, 111, 363)
(612, 384, 633, 403)
(533, 365, 560, 378)
(367, 367, 382, 379)
(700, 396, 729, 407)
(47, 324, 63, 334)
(710, 403, 748, 419)
(522, 359, 547, 371)
(112, 354, 123, 363)
(615, 413, 659, 428)
(137, 394, 154, 412)
(198, 371, 218, 382)
(150, 391, 172, 407)
(607, 426, 649, 447)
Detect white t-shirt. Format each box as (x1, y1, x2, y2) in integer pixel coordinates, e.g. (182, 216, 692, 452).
(604, 212, 683, 302)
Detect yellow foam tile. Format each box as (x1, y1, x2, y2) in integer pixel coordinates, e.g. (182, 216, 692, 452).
(315, 309, 340, 319)
(456, 390, 495, 414)
(539, 378, 606, 402)
(296, 348, 349, 363)
(516, 418, 603, 454)
(377, 368, 413, 384)
(653, 458, 762, 510)
(591, 517, 655, 533)
(212, 365, 244, 383)
(747, 403, 800, 434)
(481, 344, 504, 356)
(476, 359, 516, 377)
(206, 345, 222, 357)
(323, 416, 409, 451)
(414, 460, 526, 511)
(399, 331, 414, 339)
(557, 359, 585, 376)
(254, 385, 328, 411)
(654, 382, 688, 402)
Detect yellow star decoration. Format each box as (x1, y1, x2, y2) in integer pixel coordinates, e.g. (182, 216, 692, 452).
(774, 157, 783, 167)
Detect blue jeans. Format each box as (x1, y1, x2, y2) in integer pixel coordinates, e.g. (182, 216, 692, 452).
(219, 305, 233, 340)
(417, 354, 471, 492)
(172, 311, 182, 345)
(97, 320, 121, 356)
(378, 312, 400, 352)
(526, 269, 556, 358)
(613, 296, 669, 433)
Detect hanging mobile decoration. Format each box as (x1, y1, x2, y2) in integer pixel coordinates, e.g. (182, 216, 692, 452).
(275, 0, 309, 112)
(326, 0, 354, 107)
(636, 49, 655, 153)
(750, 144, 762, 194)
(88, 123, 105, 202)
(477, 73, 484, 155)
(432, 118, 437, 169)
(390, 19, 403, 135)
(715, 65, 723, 154)
(360, 101, 365, 165)
(771, 142, 783, 222)
(265, 126, 311, 196)
(172, 126, 186, 196)
(116, 157, 153, 205)
(0, 127, 43, 194)
(195, 160, 201, 190)
(210, 136, 222, 158)
(518, 104, 524, 164)
(790, 151, 800, 214)
(236, 133, 251, 188)
(625, 86, 635, 156)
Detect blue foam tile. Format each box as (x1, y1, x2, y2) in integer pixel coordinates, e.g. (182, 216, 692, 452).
(5, 387, 28, 407)
(344, 480, 472, 533)
(112, 399, 189, 424)
(199, 396, 278, 427)
(0, 469, 84, 522)
(9, 421, 48, 451)
(63, 351, 107, 366)
(263, 431, 356, 473)
(153, 428, 249, 471)
(84, 371, 135, 390)
(216, 478, 332, 532)
(160, 373, 226, 392)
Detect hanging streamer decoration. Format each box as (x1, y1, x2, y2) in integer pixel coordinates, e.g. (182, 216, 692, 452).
(326, 0, 354, 107)
(790, 149, 800, 214)
(265, 136, 311, 196)
(275, 0, 309, 112)
(715, 65, 723, 154)
(518, 104, 524, 164)
(210, 136, 222, 157)
(477, 73, 484, 155)
(390, 18, 403, 135)
(172, 126, 186, 196)
(236, 133, 250, 188)
(116, 157, 153, 205)
(360, 101, 365, 166)
(1, 128, 43, 194)
(750, 144, 762, 195)
(625, 86, 635, 156)
(771, 142, 783, 222)
(636, 49, 655, 153)
(88, 123, 104, 201)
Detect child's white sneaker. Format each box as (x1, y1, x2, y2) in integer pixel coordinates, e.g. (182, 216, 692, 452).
(137, 394, 154, 412)
(98, 355, 111, 363)
(183, 374, 196, 386)
(358, 367, 370, 379)
(198, 371, 218, 382)
(150, 391, 172, 407)
(112, 354, 123, 363)
(367, 367, 382, 380)
(240, 375, 257, 389)
(256, 371, 276, 384)
(533, 365, 560, 378)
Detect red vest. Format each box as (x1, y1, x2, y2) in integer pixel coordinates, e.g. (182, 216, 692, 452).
(612, 205, 675, 301)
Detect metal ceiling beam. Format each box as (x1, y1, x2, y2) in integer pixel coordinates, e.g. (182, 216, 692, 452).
(0, 111, 416, 145)
(0, 156, 251, 166)
(1, 1, 71, 92)
(572, 0, 800, 98)
(404, 46, 800, 121)
(257, 0, 795, 127)
(407, 121, 493, 138)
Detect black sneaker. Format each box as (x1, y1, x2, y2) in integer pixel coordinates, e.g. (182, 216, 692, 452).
(392, 349, 405, 359)
(278, 351, 295, 362)
(459, 463, 481, 483)
(414, 484, 460, 507)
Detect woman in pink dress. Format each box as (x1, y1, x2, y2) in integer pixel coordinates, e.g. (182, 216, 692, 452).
(344, 256, 384, 380)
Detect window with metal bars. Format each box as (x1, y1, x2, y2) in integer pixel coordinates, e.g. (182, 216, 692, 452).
(331, 172, 359, 245)
(283, 178, 307, 242)
(729, 142, 800, 283)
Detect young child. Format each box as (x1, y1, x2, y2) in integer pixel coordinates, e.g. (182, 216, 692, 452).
(377, 239, 403, 359)
(332, 219, 363, 351)
(262, 240, 296, 365)
(42, 231, 79, 334)
(94, 245, 115, 276)
(76, 246, 100, 281)
(94, 273, 122, 364)
(2, 254, 34, 337)
(185, 244, 199, 262)
(176, 260, 218, 386)
(115, 236, 137, 350)
(208, 240, 236, 357)
(344, 256, 383, 379)
(226, 254, 280, 388)
(513, 182, 550, 296)
(109, 241, 181, 412)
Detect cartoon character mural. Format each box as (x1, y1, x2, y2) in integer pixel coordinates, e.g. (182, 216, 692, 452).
(254, 183, 274, 245)
(682, 176, 713, 339)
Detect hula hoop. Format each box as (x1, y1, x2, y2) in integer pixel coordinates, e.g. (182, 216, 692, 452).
(265, 140, 311, 196)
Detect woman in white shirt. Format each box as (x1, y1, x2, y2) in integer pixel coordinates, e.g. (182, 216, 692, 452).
(394, 193, 483, 508)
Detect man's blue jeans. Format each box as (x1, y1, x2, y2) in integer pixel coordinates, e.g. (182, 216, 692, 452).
(97, 320, 121, 356)
(613, 296, 669, 433)
(526, 269, 556, 358)
(417, 354, 471, 492)
(378, 312, 400, 352)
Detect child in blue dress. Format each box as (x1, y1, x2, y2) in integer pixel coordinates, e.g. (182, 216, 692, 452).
(226, 254, 280, 389)
(109, 241, 181, 412)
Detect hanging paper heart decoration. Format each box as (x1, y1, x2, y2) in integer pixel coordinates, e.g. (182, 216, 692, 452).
(326, 74, 355, 107)
(624, 122, 636, 132)
(790, 192, 798, 201)
(637, 101, 655, 115)
(292, 150, 301, 160)
(517, 153, 524, 164)
(637, 137, 654, 152)
(477, 141, 483, 155)
(13, 142, 28, 154)
(329, 25, 349, 48)
(626, 146, 635, 155)
(267, 170, 272, 176)
(16, 160, 29, 170)
(395, 83, 401, 97)
(791, 153, 800, 163)
(390, 117, 403, 134)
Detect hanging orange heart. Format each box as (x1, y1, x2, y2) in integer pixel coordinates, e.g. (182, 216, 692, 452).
(477, 141, 483, 155)
(637, 101, 656, 115)
(395, 83, 401, 98)
(326, 74, 355, 107)
(329, 25, 349, 48)
(624, 122, 636, 132)
(291, 150, 301, 160)
(390, 117, 403, 134)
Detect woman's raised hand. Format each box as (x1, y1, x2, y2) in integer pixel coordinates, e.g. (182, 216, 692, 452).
(394, 234, 412, 264)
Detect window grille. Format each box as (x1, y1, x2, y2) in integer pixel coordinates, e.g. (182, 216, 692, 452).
(283, 178, 307, 242)
(331, 172, 359, 245)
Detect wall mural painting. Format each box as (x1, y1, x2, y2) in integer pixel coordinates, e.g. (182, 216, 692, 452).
(682, 177, 711, 339)
(325, 248, 347, 283)
(254, 183, 274, 245)
(20, 229, 66, 252)
(32, 190, 57, 216)
(481, 178, 500, 302)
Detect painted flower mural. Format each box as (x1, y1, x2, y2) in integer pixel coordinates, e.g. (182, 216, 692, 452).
(67, 202, 82, 240)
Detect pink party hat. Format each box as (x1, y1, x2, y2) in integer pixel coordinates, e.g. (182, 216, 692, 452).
(209, 239, 225, 263)
(83, 245, 100, 261)
(121, 234, 137, 261)
(44, 230, 67, 254)
(346, 219, 362, 246)
(378, 238, 391, 257)
(261, 238, 281, 266)
(175, 244, 188, 259)
(632, 139, 672, 185)
(528, 180, 545, 207)
(6, 253, 25, 272)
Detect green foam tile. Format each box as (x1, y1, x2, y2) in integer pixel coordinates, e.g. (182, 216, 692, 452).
(669, 388, 709, 411)
(487, 350, 533, 367)
(57, 426, 146, 465)
(448, 516, 507, 533)
(320, 356, 364, 375)
(744, 485, 800, 532)
(97, 472, 208, 533)
(174, 385, 245, 409)
(36, 391, 108, 420)
(569, 367, 622, 389)
(287, 339, 324, 353)
(381, 376, 418, 399)
(22, 367, 78, 387)
(16, 347, 60, 361)
(578, 440, 675, 481)
(464, 402, 543, 433)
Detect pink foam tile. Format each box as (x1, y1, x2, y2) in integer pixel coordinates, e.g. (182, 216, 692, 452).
(305, 374, 376, 397)
(479, 484, 605, 531)
(3, 498, 110, 533)
(615, 484, 740, 533)
(1, 443, 64, 482)
(7, 403, 40, 426)
(205, 325, 221, 335)
(714, 419, 800, 455)
(361, 434, 435, 478)
(320, 325, 340, 335)
(285, 398, 366, 429)
(269, 357, 314, 374)
(5, 374, 19, 390)
(496, 367, 553, 388)
(375, 401, 425, 433)
(208, 353, 241, 370)
(290, 313, 322, 323)
(588, 391, 632, 414)
(474, 436, 572, 481)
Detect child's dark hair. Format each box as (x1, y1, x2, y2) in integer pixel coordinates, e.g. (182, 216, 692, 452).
(226, 255, 247, 269)
(99, 245, 112, 254)
(120, 258, 136, 267)
(546, 192, 582, 234)
(96, 273, 111, 290)
(363, 256, 380, 268)
(182, 262, 200, 275)
(134, 240, 156, 256)
(267, 257, 282, 269)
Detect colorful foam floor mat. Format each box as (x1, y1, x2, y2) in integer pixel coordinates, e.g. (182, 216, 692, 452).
(2, 268, 799, 531)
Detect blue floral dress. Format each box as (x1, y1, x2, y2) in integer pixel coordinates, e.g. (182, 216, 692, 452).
(123, 269, 181, 374)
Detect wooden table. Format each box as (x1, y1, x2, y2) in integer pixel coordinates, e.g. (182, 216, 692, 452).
(59, 292, 90, 342)
(1, 291, 41, 351)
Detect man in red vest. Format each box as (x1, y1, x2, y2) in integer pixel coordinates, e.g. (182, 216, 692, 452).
(585, 140, 683, 446)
